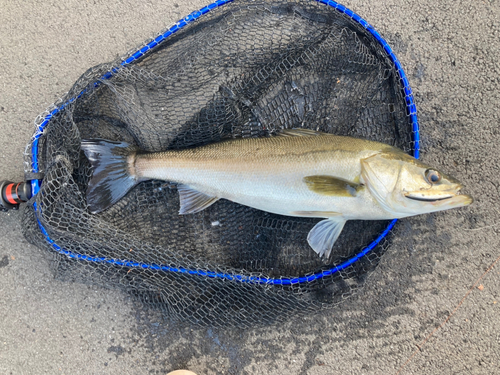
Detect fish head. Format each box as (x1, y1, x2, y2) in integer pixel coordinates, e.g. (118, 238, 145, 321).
(361, 151, 473, 217)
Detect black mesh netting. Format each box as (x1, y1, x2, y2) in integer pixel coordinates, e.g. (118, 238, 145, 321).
(21, 0, 416, 327)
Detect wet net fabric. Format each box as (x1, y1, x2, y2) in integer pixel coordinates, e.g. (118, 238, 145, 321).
(21, 0, 415, 327)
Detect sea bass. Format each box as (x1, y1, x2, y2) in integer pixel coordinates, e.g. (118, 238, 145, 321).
(81, 129, 472, 258)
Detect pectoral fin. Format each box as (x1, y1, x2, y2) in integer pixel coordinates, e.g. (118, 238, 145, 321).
(307, 218, 347, 259)
(304, 175, 363, 197)
(177, 184, 220, 214)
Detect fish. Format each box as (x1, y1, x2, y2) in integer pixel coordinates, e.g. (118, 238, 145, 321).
(80, 129, 473, 259)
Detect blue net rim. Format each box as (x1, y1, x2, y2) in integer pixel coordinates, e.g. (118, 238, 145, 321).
(29, 0, 420, 285)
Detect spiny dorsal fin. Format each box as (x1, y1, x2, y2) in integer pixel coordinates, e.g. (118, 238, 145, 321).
(277, 128, 324, 137)
(177, 184, 220, 214)
(307, 217, 347, 259)
(304, 175, 363, 197)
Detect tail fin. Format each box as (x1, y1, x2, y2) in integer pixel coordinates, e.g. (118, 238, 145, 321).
(81, 139, 139, 214)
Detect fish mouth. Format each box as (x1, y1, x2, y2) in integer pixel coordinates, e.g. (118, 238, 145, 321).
(404, 189, 473, 206)
(405, 194, 453, 202)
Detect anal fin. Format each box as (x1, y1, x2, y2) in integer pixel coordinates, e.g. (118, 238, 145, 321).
(307, 217, 347, 259)
(177, 184, 219, 214)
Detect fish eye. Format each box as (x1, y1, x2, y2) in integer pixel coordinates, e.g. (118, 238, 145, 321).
(425, 169, 442, 184)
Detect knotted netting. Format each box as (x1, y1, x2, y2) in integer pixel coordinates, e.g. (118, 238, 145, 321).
(21, 0, 418, 327)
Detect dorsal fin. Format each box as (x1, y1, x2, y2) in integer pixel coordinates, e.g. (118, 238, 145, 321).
(277, 128, 324, 137)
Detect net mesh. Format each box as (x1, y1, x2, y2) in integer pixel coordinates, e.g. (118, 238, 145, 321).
(21, 0, 416, 327)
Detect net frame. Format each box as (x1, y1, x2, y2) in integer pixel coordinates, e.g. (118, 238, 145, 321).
(21, 0, 420, 325)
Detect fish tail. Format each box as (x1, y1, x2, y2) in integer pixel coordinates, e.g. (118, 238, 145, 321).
(80, 139, 139, 214)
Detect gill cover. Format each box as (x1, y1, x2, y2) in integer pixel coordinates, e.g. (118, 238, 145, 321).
(360, 153, 401, 214)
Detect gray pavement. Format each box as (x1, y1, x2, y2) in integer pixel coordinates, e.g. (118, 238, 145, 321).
(1, 1, 499, 374)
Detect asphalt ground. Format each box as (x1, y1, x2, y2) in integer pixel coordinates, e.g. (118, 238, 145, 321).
(0, 0, 499, 374)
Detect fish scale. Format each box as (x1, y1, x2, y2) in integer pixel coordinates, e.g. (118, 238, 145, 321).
(135, 135, 377, 214)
